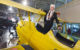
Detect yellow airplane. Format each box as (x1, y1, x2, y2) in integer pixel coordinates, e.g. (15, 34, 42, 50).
(0, 0, 80, 50)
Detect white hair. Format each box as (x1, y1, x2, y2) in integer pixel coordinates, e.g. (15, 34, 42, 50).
(50, 4, 55, 8)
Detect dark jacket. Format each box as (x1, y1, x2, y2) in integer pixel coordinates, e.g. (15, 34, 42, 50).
(44, 12, 59, 24)
(43, 11, 59, 33)
(44, 12, 59, 26)
(36, 11, 59, 34)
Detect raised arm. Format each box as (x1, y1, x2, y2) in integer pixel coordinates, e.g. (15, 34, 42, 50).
(54, 12, 59, 24)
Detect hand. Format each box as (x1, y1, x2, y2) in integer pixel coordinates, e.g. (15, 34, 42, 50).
(58, 27, 62, 30)
(57, 24, 62, 30)
(48, 16, 50, 18)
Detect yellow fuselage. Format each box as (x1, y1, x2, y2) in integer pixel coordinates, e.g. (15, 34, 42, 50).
(16, 21, 80, 50)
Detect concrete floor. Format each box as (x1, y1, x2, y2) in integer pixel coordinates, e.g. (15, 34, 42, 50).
(0, 28, 18, 49)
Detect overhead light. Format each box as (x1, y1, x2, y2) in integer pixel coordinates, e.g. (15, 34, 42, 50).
(22, 0, 27, 6)
(8, 6, 13, 12)
(11, 18, 16, 22)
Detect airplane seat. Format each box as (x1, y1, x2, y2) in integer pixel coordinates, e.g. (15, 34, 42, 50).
(21, 44, 33, 50)
(35, 24, 45, 34)
(55, 32, 77, 48)
(35, 24, 50, 34)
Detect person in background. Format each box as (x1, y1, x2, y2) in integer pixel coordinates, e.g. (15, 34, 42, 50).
(67, 28, 71, 35)
(36, 4, 59, 34)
